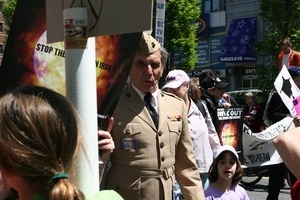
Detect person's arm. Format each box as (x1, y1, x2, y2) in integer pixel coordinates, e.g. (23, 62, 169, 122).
(203, 103, 221, 149)
(98, 117, 115, 182)
(267, 93, 289, 123)
(277, 52, 282, 72)
(175, 103, 205, 200)
(273, 127, 300, 179)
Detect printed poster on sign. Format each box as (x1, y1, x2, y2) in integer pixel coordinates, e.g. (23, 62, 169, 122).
(0, 0, 141, 120)
(216, 106, 245, 161)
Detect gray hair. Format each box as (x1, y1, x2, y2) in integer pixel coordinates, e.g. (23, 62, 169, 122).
(160, 46, 169, 65)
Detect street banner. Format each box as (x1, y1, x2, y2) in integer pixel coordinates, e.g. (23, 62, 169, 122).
(216, 105, 296, 168)
(242, 116, 294, 167)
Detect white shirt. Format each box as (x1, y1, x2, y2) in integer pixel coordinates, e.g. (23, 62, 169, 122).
(131, 83, 159, 113)
(282, 53, 290, 68)
(187, 100, 221, 173)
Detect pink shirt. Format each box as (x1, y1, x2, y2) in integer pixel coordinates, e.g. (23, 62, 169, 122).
(205, 184, 249, 200)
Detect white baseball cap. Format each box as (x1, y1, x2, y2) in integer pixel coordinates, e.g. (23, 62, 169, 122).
(163, 69, 190, 89)
(213, 145, 239, 159)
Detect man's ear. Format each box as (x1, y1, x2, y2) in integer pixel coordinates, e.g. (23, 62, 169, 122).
(207, 88, 214, 95)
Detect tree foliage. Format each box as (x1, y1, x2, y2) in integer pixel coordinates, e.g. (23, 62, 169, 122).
(164, 0, 201, 72)
(1, 0, 17, 34)
(256, 0, 300, 91)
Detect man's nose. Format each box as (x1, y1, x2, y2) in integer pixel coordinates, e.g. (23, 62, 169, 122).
(145, 65, 154, 74)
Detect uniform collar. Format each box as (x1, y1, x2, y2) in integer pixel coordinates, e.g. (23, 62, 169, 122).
(131, 83, 159, 107)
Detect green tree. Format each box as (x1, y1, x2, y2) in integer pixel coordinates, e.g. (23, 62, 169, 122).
(164, 0, 201, 72)
(1, 0, 17, 35)
(256, 0, 300, 91)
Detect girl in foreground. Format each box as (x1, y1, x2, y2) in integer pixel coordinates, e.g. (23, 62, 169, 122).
(0, 86, 121, 200)
(205, 145, 249, 200)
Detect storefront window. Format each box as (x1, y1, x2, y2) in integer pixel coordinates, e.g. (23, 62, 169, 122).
(212, 0, 225, 12)
(203, 0, 226, 13)
(203, 0, 211, 13)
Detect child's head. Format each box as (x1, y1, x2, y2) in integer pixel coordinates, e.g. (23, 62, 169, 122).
(0, 86, 84, 199)
(208, 145, 243, 184)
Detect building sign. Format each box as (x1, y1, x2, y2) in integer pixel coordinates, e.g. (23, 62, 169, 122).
(220, 17, 257, 62)
(196, 40, 209, 67)
(241, 67, 256, 75)
(196, 33, 226, 69)
(210, 34, 225, 68)
(197, 13, 209, 38)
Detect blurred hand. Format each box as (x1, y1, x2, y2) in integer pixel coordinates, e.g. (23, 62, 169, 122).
(222, 102, 231, 109)
(293, 115, 300, 127)
(98, 117, 115, 162)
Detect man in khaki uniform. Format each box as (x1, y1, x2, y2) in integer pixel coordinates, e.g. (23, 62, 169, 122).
(102, 32, 204, 200)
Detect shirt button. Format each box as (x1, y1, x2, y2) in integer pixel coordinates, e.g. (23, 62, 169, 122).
(160, 142, 164, 149)
(161, 156, 165, 162)
(158, 131, 163, 136)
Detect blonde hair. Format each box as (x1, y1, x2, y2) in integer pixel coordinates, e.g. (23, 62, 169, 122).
(0, 86, 84, 200)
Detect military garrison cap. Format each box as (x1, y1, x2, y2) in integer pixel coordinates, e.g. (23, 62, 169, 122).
(136, 32, 161, 56)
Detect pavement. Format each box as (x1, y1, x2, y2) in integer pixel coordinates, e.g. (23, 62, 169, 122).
(242, 177, 291, 200)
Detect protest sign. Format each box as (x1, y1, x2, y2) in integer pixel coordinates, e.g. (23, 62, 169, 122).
(242, 116, 294, 167)
(216, 106, 245, 161)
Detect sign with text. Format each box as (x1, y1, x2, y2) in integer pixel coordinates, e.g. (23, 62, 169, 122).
(274, 65, 300, 117)
(242, 116, 294, 167)
(216, 106, 245, 161)
(0, 0, 141, 118)
(196, 33, 226, 69)
(155, 0, 165, 45)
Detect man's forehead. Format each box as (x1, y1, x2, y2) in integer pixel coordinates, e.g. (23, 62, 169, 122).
(135, 51, 161, 62)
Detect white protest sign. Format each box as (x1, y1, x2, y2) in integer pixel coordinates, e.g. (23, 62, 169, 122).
(274, 65, 300, 117)
(242, 116, 295, 167)
(46, 0, 153, 43)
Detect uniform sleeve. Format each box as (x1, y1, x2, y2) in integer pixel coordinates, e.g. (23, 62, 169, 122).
(174, 101, 205, 200)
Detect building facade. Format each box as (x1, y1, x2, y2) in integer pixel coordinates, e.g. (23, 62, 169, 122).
(195, 0, 265, 91)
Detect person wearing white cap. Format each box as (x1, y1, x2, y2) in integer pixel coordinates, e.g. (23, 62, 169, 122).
(205, 145, 249, 200)
(102, 32, 205, 200)
(163, 70, 221, 195)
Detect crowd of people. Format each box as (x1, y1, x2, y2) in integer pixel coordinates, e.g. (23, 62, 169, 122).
(0, 32, 300, 200)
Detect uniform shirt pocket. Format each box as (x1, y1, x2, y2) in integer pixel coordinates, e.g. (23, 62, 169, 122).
(120, 123, 142, 153)
(167, 122, 181, 153)
(123, 123, 142, 135)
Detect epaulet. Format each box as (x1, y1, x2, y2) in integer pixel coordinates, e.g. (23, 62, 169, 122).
(161, 90, 182, 101)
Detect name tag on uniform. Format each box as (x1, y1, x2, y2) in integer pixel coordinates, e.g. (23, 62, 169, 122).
(167, 115, 182, 121)
(120, 137, 137, 152)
